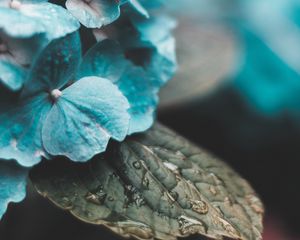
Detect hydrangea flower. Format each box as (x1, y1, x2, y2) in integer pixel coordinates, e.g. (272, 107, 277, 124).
(0, 31, 130, 166)
(0, 1, 80, 91)
(0, 0, 176, 219)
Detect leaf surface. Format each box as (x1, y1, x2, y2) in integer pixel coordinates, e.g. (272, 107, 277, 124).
(31, 123, 264, 240)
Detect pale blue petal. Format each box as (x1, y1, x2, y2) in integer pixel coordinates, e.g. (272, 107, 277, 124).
(42, 77, 130, 162)
(19, 2, 80, 41)
(66, 0, 122, 28)
(0, 161, 28, 220)
(0, 7, 45, 38)
(0, 3, 79, 40)
(78, 40, 158, 134)
(23, 31, 81, 98)
(0, 61, 26, 91)
(0, 95, 51, 167)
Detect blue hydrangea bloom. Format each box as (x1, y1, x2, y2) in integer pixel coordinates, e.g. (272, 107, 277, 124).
(0, 2, 80, 91)
(0, 161, 28, 219)
(0, 0, 177, 220)
(0, 31, 130, 167)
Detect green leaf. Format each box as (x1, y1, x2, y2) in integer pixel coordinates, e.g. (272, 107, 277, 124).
(30, 123, 264, 240)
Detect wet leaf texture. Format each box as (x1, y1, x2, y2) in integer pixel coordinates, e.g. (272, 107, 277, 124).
(30, 124, 264, 240)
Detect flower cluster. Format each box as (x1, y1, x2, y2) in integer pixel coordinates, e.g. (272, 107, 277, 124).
(0, 0, 176, 219)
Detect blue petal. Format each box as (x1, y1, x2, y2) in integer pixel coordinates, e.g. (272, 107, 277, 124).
(23, 31, 81, 98)
(0, 61, 26, 91)
(0, 7, 45, 38)
(66, 0, 122, 28)
(0, 161, 28, 220)
(130, 14, 177, 86)
(0, 95, 51, 167)
(0, 3, 79, 40)
(127, 0, 149, 18)
(138, 0, 165, 9)
(235, 30, 300, 115)
(42, 77, 130, 162)
(78, 40, 158, 134)
(19, 2, 80, 41)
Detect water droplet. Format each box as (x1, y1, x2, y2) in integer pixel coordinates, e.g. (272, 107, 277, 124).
(85, 191, 107, 205)
(209, 186, 218, 195)
(124, 185, 145, 207)
(224, 197, 233, 206)
(178, 216, 206, 235)
(218, 218, 240, 238)
(142, 177, 149, 189)
(61, 197, 73, 209)
(189, 199, 208, 214)
(167, 191, 178, 203)
(132, 161, 141, 169)
(209, 173, 223, 185)
(108, 196, 114, 201)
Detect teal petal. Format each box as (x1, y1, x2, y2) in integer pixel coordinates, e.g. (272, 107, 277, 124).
(0, 61, 26, 91)
(0, 3, 79, 40)
(0, 7, 44, 38)
(0, 3, 80, 91)
(131, 14, 177, 86)
(0, 95, 51, 167)
(19, 2, 80, 41)
(23, 31, 81, 98)
(42, 77, 130, 162)
(78, 40, 158, 134)
(65, 0, 123, 28)
(127, 0, 149, 18)
(0, 32, 83, 166)
(235, 30, 300, 115)
(0, 161, 28, 220)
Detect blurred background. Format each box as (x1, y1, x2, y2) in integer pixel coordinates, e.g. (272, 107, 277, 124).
(1, 0, 300, 239)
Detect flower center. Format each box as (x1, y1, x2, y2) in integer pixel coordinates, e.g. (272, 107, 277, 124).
(50, 89, 62, 101)
(10, 0, 22, 10)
